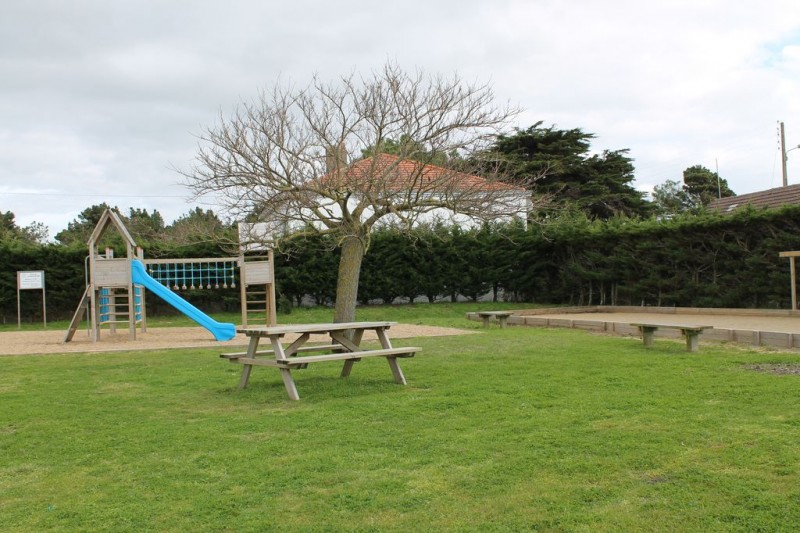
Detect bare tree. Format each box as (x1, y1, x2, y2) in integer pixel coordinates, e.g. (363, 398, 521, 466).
(181, 63, 534, 322)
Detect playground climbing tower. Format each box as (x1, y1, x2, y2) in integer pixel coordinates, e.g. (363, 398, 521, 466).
(64, 209, 144, 342)
(238, 222, 277, 328)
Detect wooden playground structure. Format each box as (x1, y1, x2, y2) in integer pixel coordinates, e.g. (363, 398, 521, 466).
(64, 209, 276, 343)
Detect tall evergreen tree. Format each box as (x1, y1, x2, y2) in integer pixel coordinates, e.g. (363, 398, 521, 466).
(0, 211, 48, 244)
(126, 208, 166, 244)
(682, 165, 735, 209)
(483, 122, 650, 219)
(651, 179, 693, 217)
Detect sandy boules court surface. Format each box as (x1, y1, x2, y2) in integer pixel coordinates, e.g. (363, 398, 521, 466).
(0, 324, 475, 356)
(529, 311, 800, 334)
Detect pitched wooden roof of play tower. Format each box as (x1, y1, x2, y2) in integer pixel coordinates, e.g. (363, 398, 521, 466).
(87, 208, 137, 248)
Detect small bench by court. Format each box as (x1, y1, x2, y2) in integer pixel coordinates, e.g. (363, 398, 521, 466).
(631, 323, 713, 352)
(477, 311, 514, 328)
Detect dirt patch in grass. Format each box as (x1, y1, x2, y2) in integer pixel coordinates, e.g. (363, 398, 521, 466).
(743, 364, 800, 375)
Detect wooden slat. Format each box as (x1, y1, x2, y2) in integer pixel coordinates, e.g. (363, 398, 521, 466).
(278, 347, 418, 364)
(237, 321, 396, 336)
(143, 257, 239, 265)
(225, 347, 420, 367)
(220, 343, 339, 359)
(228, 358, 284, 367)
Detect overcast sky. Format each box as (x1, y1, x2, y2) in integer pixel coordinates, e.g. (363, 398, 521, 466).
(2, 0, 799, 238)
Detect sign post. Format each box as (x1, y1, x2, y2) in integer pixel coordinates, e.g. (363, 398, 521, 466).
(17, 270, 46, 328)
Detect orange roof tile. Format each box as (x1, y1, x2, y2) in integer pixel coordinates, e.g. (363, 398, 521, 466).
(319, 153, 525, 194)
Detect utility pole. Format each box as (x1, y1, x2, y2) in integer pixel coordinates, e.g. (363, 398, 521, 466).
(780, 121, 788, 187)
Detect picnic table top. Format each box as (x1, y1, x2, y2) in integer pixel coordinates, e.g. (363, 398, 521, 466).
(237, 321, 397, 336)
(477, 311, 514, 317)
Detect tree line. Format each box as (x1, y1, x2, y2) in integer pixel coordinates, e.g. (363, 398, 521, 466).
(6, 63, 739, 328)
(4, 204, 799, 324)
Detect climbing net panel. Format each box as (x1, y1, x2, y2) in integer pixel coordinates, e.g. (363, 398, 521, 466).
(143, 257, 239, 290)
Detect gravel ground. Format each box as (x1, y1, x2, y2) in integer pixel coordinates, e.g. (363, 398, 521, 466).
(0, 324, 475, 356)
(743, 363, 800, 375)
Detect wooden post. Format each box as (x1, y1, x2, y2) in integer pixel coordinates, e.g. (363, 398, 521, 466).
(792, 256, 797, 311)
(239, 255, 248, 327)
(137, 248, 147, 333)
(779, 251, 800, 310)
(267, 248, 277, 326)
(781, 121, 789, 188)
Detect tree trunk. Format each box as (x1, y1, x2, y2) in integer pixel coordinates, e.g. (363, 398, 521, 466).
(334, 236, 366, 323)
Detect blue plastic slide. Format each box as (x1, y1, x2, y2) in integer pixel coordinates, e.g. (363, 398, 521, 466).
(130, 259, 236, 341)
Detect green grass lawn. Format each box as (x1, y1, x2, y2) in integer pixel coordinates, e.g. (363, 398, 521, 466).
(2, 308, 800, 531)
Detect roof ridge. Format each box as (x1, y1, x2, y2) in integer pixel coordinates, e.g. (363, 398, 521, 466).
(709, 184, 800, 214)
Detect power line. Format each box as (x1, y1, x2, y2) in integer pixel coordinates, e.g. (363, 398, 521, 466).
(2, 191, 188, 199)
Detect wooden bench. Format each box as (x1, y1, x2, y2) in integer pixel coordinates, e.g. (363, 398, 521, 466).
(223, 347, 418, 369)
(631, 323, 713, 352)
(477, 311, 514, 328)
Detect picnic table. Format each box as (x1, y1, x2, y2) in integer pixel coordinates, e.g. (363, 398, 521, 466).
(221, 321, 420, 400)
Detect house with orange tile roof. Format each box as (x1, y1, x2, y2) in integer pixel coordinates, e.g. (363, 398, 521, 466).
(306, 153, 531, 228)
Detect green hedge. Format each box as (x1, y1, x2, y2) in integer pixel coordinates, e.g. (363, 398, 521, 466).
(3, 206, 800, 323)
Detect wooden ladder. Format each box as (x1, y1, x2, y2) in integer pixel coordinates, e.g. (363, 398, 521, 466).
(244, 289, 269, 326)
(64, 285, 91, 342)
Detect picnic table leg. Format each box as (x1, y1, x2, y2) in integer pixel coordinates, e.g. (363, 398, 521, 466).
(498, 316, 508, 328)
(387, 357, 407, 385)
(639, 326, 657, 348)
(268, 335, 300, 398)
(339, 329, 365, 377)
(376, 327, 406, 384)
(238, 335, 260, 389)
(481, 315, 491, 327)
(376, 327, 392, 349)
(279, 368, 300, 400)
(340, 360, 356, 377)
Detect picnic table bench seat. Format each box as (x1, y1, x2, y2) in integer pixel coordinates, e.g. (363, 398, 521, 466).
(223, 347, 419, 367)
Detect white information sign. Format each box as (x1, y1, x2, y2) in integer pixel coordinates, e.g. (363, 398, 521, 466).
(18, 270, 45, 290)
(17, 270, 47, 328)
